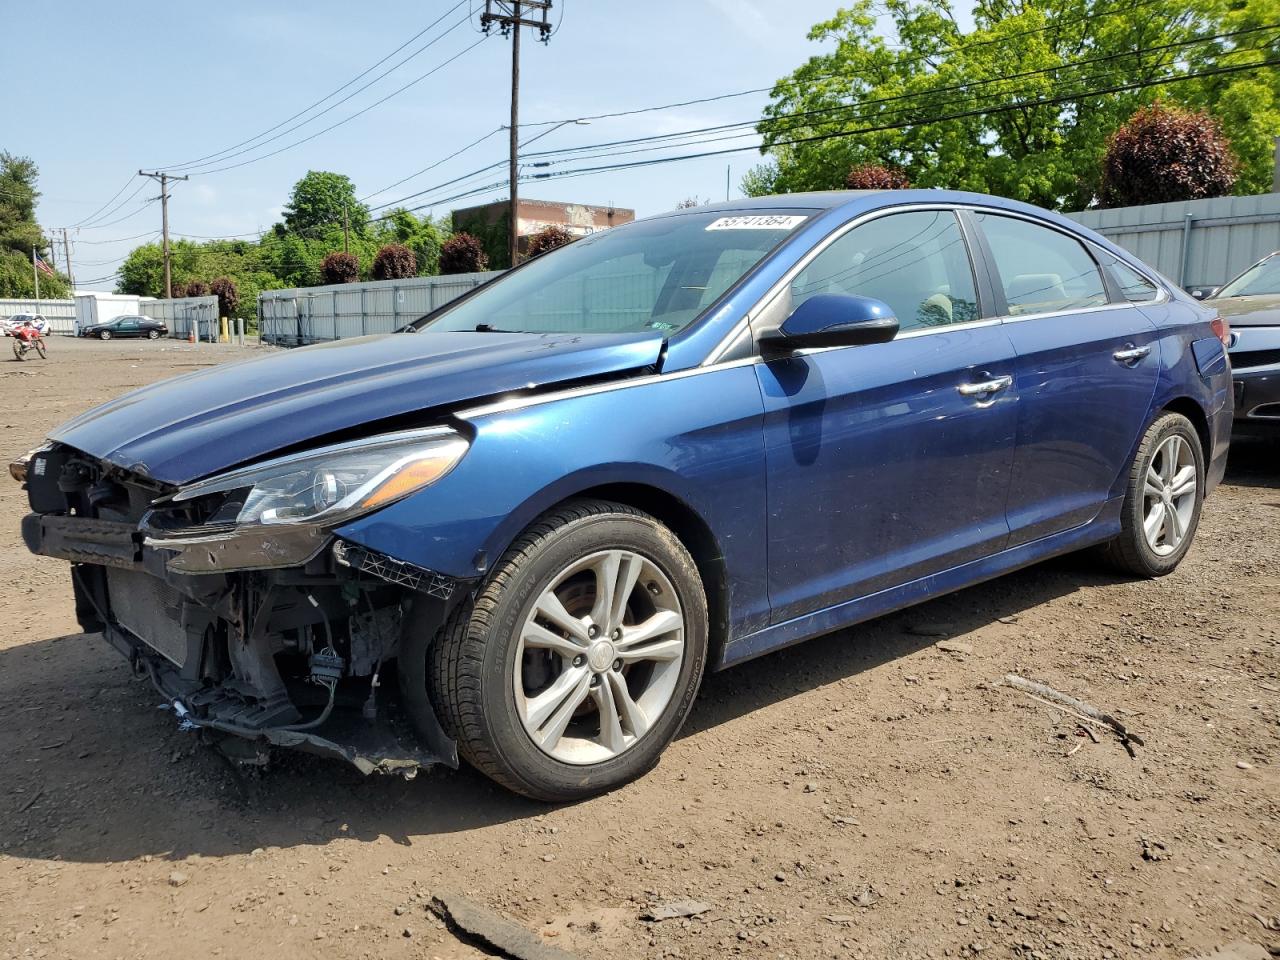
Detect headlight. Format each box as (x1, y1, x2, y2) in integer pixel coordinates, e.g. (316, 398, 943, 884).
(169, 427, 468, 527)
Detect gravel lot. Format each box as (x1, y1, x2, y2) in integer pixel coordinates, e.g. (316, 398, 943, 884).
(1, 337, 1277, 960)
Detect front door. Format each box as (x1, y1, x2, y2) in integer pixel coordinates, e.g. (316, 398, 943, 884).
(970, 212, 1161, 545)
(756, 209, 1020, 624)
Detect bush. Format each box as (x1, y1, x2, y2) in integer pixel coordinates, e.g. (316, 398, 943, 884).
(439, 233, 489, 275)
(844, 164, 911, 190)
(170, 281, 187, 298)
(210, 276, 239, 319)
(525, 224, 575, 258)
(184, 279, 209, 297)
(372, 243, 417, 280)
(1099, 103, 1237, 208)
(320, 251, 359, 285)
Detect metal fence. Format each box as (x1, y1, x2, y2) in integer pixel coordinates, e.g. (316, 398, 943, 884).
(138, 295, 221, 340)
(0, 298, 77, 335)
(1067, 193, 1280, 290)
(258, 272, 503, 346)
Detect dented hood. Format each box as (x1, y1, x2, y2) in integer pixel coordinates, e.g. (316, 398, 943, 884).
(49, 330, 665, 485)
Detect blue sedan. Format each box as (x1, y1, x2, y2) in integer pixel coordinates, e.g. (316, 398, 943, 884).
(16, 191, 1232, 800)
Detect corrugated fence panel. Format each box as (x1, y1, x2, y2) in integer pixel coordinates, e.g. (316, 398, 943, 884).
(0, 298, 78, 334)
(1068, 193, 1280, 289)
(257, 272, 503, 346)
(137, 296, 220, 339)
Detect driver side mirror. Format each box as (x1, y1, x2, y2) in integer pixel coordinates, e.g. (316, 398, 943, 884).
(759, 293, 899, 353)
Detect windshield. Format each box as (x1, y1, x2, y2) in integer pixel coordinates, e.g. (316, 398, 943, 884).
(417, 210, 809, 336)
(1218, 254, 1280, 298)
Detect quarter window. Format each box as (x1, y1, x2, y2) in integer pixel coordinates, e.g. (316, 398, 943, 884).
(1098, 252, 1159, 303)
(975, 213, 1108, 315)
(791, 210, 979, 331)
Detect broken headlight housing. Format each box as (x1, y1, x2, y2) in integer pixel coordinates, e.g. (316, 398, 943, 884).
(167, 427, 469, 529)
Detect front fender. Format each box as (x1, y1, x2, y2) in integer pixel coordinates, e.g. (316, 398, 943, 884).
(335, 362, 771, 640)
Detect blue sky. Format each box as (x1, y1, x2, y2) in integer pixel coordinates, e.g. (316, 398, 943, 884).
(10, 0, 850, 287)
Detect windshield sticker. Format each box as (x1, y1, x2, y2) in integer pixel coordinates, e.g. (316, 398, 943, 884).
(705, 215, 808, 231)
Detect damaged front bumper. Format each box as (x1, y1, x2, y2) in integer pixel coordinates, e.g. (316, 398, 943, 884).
(20, 453, 472, 778)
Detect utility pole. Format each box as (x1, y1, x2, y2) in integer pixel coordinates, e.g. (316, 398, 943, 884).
(342, 202, 350, 254)
(60, 227, 75, 290)
(480, 0, 553, 268)
(138, 170, 189, 298)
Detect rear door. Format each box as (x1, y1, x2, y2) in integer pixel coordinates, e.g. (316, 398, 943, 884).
(970, 211, 1160, 545)
(755, 208, 1020, 623)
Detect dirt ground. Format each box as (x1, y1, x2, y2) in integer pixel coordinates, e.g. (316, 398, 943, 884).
(0, 336, 1277, 960)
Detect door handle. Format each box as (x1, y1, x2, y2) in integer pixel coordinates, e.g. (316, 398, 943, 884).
(956, 375, 1013, 398)
(1113, 344, 1152, 365)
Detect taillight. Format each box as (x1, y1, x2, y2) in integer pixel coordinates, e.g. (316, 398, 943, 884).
(1210, 316, 1230, 347)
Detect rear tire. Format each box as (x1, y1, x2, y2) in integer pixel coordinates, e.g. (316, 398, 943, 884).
(430, 499, 708, 801)
(1100, 411, 1204, 577)
(11, 339, 22, 361)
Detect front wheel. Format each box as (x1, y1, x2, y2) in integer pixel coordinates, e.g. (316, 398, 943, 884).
(1101, 411, 1204, 577)
(33, 338, 46, 359)
(147, 329, 160, 340)
(428, 500, 708, 801)
(98, 330, 111, 341)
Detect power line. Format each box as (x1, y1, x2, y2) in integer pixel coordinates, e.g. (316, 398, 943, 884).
(76, 230, 161, 245)
(75, 180, 152, 229)
(66, 174, 139, 228)
(360, 126, 505, 202)
(154, 1, 470, 171)
(78, 197, 161, 231)
(190, 33, 489, 176)
(526, 54, 1280, 185)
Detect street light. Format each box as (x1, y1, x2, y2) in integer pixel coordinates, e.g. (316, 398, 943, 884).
(518, 117, 591, 149)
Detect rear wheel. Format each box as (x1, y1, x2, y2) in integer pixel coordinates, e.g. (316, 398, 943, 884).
(430, 499, 708, 801)
(1101, 411, 1204, 577)
(11, 339, 22, 361)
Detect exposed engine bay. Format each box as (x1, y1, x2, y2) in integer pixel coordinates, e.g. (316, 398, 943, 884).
(18, 442, 466, 777)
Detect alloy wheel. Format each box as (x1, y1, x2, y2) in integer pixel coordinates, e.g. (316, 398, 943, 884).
(1142, 434, 1197, 556)
(513, 549, 685, 765)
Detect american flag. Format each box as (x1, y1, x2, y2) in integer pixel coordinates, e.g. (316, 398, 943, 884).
(34, 252, 54, 278)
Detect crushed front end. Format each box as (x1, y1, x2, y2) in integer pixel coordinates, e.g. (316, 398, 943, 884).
(16, 433, 471, 777)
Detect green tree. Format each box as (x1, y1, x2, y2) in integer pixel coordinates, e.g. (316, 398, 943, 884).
(281, 171, 369, 235)
(748, 0, 1229, 210)
(0, 152, 70, 298)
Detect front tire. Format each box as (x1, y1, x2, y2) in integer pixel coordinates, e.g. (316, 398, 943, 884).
(148, 329, 160, 340)
(431, 499, 708, 801)
(1101, 411, 1204, 577)
(33, 339, 46, 359)
(99, 330, 110, 341)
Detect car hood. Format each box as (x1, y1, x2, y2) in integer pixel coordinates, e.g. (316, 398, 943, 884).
(1207, 294, 1280, 327)
(49, 330, 665, 485)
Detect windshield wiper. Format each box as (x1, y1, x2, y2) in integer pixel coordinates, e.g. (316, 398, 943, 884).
(474, 323, 519, 333)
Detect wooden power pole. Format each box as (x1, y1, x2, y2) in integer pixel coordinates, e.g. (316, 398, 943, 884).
(60, 227, 75, 290)
(479, 0, 553, 268)
(138, 170, 189, 298)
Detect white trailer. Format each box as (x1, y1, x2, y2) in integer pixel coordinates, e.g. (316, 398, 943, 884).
(73, 293, 142, 336)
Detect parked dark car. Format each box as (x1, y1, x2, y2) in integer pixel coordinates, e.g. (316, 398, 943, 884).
(80, 314, 168, 340)
(15, 191, 1232, 801)
(1205, 252, 1280, 438)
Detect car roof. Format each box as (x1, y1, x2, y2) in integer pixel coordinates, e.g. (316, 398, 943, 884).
(642, 189, 1093, 228)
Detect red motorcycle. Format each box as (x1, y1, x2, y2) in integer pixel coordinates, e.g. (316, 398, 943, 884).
(11, 322, 47, 361)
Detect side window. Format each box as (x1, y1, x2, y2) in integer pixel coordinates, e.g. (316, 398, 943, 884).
(975, 213, 1108, 315)
(791, 210, 979, 331)
(1098, 251, 1160, 303)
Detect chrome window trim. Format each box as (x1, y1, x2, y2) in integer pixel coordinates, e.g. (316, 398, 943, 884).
(703, 203, 973, 366)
